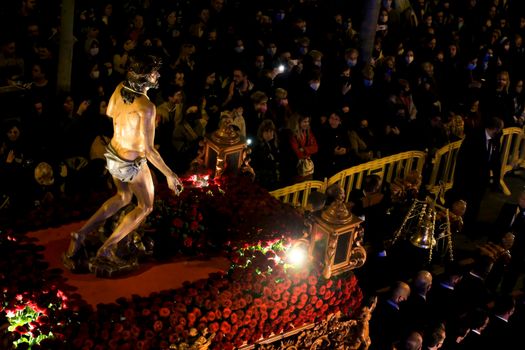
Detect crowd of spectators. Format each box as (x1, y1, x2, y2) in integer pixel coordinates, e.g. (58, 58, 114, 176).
(1, 0, 525, 348)
(1, 0, 525, 213)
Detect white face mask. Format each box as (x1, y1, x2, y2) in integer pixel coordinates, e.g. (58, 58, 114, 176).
(90, 47, 99, 56)
(234, 46, 244, 53)
(347, 59, 357, 67)
(310, 82, 320, 91)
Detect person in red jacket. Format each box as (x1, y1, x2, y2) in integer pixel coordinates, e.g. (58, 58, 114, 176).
(288, 113, 318, 183)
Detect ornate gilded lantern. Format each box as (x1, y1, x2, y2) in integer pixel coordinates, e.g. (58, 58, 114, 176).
(203, 112, 251, 179)
(310, 186, 366, 279)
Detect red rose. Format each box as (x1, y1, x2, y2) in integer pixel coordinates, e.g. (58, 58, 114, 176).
(172, 218, 184, 228)
(315, 300, 323, 309)
(131, 325, 141, 338)
(299, 283, 308, 294)
(308, 286, 317, 296)
(222, 299, 233, 309)
(209, 321, 220, 333)
(192, 307, 202, 318)
(144, 330, 155, 340)
(222, 308, 232, 319)
(263, 286, 272, 297)
(153, 320, 163, 332)
(230, 313, 238, 324)
(271, 291, 281, 301)
(187, 312, 197, 325)
(238, 298, 247, 309)
(159, 307, 170, 317)
(318, 285, 326, 296)
(189, 221, 199, 231)
(207, 311, 216, 321)
(269, 308, 279, 320)
(243, 315, 252, 325)
(308, 275, 317, 286)
(253, 298, 262, 307)
(183, 237, 193, 247)
(220, 321, 232, 334)
(282, 279, 292, 290)
(113, 323, 124, 333)
(244, 294, 253, 305)
(321, 304, 329, 313)
(299, 293, 308, 304)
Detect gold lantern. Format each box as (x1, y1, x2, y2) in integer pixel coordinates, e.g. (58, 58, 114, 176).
(203, 113, 250, 179)
(311, 186, 366, 279)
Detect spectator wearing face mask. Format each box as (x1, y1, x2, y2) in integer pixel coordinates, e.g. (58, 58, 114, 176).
(290, 67, 329, 133)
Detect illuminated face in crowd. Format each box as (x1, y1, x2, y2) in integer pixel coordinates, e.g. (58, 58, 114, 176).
(328, 113, 342, 128)
(300, 117, 310, 131)
(7, 126, 20, 142)
(262, 129, 274, 142)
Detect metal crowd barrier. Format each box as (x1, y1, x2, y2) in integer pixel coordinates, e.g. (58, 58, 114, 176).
(270, 127, 525, 208)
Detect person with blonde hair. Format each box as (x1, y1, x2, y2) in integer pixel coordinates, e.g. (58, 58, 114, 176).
(288, 113, 318, 183)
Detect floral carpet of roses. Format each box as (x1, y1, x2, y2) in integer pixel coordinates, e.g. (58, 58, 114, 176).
(0, 176, 363, 349)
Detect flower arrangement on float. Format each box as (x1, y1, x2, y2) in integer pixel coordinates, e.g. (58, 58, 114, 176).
(0, 175, 363, 349)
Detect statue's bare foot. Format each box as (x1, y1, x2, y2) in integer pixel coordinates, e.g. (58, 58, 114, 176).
(65, 232, 85, 259)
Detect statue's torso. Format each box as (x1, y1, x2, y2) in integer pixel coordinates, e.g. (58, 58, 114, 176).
(107, 84, 153, 161)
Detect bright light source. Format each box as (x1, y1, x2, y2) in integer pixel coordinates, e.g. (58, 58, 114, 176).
(278, 64, 285, 73)
(287, 245, 307, 267)
(246, 138, 253, 145)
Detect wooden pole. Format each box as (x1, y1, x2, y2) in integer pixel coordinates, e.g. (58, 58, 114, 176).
(359, 0, 382, 66)
(56, 0, 75, 94)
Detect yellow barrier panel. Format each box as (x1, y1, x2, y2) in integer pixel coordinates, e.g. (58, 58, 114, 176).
(426, 140, 463, 200)
(270, 128, 525, 207)
(269, 180, 327, 209)
(326, 151, 427, 203)
(499, 127, 523, 195)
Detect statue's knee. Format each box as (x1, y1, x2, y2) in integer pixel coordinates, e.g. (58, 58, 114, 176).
(141, 204, 153, 216)
(118, 192, 133, 205)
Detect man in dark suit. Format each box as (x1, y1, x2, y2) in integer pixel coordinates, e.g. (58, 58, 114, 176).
(428, 261, 464, 326)
(369, 281, 411, 350)
(490, 189, 525, 293)
(451, 117, 504, 237)
(454, 256, 493, 314)
(401, 270, 433, 333)
(481, 294, 516, 349)
(460, 307, 490, 350)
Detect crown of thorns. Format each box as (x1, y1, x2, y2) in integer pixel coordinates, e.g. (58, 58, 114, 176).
(127, 55, 162, 78)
